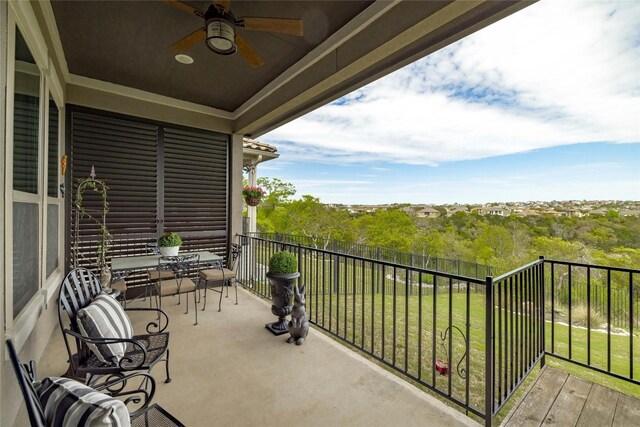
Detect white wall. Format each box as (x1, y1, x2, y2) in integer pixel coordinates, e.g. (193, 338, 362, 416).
(0, 0, 7, 423)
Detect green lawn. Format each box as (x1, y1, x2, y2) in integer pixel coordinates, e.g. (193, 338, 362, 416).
(301, 285, 640, 419)
(241, 252, 639, 423)
(241, 248, 640, 423)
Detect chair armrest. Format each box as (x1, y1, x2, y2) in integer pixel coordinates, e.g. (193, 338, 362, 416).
(94, 372, 156, 417)
(62, 329, 149, 370)
(124, 307, 170, 333)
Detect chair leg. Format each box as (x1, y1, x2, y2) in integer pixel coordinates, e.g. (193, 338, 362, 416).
(197, 276, 202, 304)
(194, 291, 198, 325)
(202, 281, 208, 311)
(234, 279, 238, 305)
(218, 282, 223, 312)
(156, 292, 162, 329)
(184, 293, 189, 315)
(164, 348, 171, 383)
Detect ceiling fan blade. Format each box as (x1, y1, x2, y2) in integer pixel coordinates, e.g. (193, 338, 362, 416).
(241, 17, 303, 36)
(170, 28, 205, 52)
(236, 34, 265, 68)
(214, 0, 231, 13)
(163, 0, 204, 17)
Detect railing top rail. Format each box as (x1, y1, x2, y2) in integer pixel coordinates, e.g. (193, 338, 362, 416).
(492, 259, 543, 283)
(544, 258, 640, 274)
(240, 234, 486, 284)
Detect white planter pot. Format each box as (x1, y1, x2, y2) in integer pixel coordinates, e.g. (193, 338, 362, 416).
(159, 246, 180, 256)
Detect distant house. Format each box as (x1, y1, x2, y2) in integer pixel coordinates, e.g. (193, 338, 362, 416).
(619, 209, 640, 217)
(563, 209, 585, 218)
(447, 207, 468, 216)
(515, 209, 540, 217)
(416, 206, 441, 218)
(347, 205, 379, 214)
(401, 206, 416, 216)
(587, 209, 606, 216)
(479, 207, 510, 216)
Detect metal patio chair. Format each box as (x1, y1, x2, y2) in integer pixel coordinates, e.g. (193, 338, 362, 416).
(145, 242, 174, 305)
(58, 268, 171, 385)
(197, 243, 242, 311)
(154, 254, 200, 325)
(5, 339, 184, 427)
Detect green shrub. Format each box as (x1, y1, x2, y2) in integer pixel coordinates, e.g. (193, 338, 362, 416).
(268, 251, 298, 274)
(157, 232, 182, 247)
(572, 304, 606, 328)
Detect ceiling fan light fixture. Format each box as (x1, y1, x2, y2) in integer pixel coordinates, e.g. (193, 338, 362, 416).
(205, 18, 236, 55)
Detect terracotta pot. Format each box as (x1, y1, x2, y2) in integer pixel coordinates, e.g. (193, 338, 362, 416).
(245, 196, 262, 206)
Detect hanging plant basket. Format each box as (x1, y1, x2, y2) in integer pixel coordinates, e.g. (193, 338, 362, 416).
(245, 196, 262, 206)
(242, 186, 265, 207)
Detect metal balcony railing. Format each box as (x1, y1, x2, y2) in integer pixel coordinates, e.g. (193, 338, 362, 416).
(236, 234, 639, 427)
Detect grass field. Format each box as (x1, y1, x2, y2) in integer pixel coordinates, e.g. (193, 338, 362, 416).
(240, 249, 640, 423)
(303, 290, 640, 422)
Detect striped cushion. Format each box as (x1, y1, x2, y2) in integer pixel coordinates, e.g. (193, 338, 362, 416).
(36, 377, 130, 427)
(77, 293, 134, 364)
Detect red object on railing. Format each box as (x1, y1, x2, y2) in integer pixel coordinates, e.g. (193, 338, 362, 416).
(435, 358, 449, 376)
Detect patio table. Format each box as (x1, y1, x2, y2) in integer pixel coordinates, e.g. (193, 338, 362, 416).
(110, 250, 223, 307)
(111, 250, 222, 273)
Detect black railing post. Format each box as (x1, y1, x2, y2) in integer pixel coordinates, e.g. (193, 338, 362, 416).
(376, 247, 381, 294)
(539, 256, 546, 368)
(485, 276, 494, 427)
(297, 243, 302, 275)
(333, 240, 340, 294)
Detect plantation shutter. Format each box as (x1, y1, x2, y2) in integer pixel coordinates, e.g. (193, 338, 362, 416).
(13, 93, 40, 194)
(163, 127, 228, 255)
(68, 106, 229, 292)
(69, 111, 159, 271)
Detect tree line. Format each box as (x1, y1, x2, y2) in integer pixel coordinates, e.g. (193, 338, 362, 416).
(252, 177, 640, 276)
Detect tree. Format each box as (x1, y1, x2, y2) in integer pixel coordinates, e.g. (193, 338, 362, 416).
(256, 177, 296, 231)
(270, 195, 350, 249)
(352, 209, 416, 252)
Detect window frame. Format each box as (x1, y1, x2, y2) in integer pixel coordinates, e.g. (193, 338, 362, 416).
(4, 3, 65, 352)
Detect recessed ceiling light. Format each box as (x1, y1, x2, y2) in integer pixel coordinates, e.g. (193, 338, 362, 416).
(175, 54, 194, 64)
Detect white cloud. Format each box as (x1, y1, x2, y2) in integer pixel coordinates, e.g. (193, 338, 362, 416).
(262, 0, 640, 166)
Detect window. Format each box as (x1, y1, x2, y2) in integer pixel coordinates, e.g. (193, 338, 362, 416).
(12, 26, 41, 316)
(46, 97, 61, 278)
(4, 4, 65, 351)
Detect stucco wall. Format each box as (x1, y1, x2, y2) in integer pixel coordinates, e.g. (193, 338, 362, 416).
(0, 0, 7, 423)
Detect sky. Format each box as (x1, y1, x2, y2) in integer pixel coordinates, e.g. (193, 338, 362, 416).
(259, 0, 640, 205)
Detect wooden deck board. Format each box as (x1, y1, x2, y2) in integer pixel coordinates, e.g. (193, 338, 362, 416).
(542, 375, 592, 426)
(576, 383, 618, 427)
(612, 393, 640, 427)
(504, 368, 568, 427)
(503, 367, 640, 427)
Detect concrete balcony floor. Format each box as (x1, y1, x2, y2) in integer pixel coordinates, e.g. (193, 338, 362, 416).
(25, 288, 478, 427)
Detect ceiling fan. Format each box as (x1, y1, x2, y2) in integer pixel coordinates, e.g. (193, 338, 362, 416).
(164, 0, 304, 68)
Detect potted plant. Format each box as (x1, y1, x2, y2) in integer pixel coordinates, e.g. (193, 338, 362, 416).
(265, 251, 300, 335)
(157, 232, 182, 256)
(242, 185, 266, 207)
